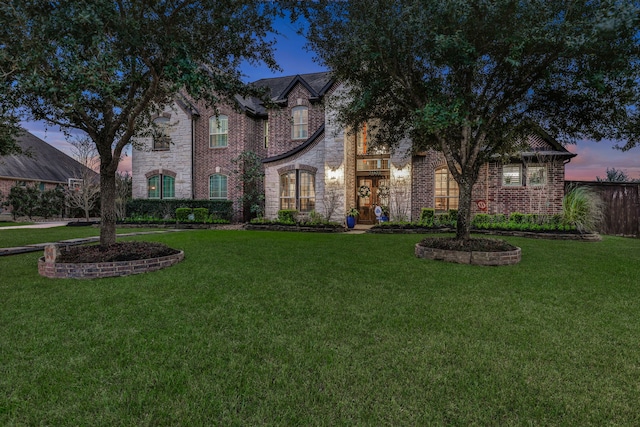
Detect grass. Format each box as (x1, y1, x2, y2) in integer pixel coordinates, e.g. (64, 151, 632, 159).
(0, 226, 160, 248)
(2, 230, 640, 425)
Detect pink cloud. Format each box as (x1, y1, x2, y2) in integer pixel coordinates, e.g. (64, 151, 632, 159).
(118, 155, 132, 174)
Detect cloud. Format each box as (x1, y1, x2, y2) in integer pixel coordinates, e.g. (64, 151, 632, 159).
(565, 140, 640, 181)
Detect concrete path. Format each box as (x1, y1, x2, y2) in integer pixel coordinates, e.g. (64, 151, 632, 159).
(0, 221, 71, 230)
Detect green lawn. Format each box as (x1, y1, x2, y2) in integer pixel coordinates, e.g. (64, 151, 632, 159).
(1, 230, 640, 425)
(0, 226, 161, 248)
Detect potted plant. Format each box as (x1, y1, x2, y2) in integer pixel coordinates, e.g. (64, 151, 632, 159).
(346, 207, 359, 229)
(380, 205, 390, 222)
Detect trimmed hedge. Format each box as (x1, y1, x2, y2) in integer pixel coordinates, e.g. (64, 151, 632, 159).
(126, 199, 234, 221)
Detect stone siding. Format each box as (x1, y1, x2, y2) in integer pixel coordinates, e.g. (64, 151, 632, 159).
(132, 103, 194, 200)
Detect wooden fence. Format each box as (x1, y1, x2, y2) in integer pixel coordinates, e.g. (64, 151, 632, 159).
(565, 181, 640, 237)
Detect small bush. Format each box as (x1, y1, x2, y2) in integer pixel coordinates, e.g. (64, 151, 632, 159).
(175, 208, 192, 222)
(509, 212, 525, 223)
(193, 208, 208, 222)
(278, 210, 298, 223)
(472, 213, 491, 227)
(448, 209, 458, 222)
(420, 208, 435, 223)
(563, 186, 604, 232)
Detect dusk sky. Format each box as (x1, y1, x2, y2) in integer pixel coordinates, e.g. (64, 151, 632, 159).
(21, 14, 639, 182)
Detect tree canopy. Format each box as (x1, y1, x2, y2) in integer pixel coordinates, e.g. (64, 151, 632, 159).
(1, 0, 279, 245)
(300, 0, 640, 239)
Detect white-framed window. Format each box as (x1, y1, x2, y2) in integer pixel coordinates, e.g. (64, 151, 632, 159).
(68, 178, 83, 190)
(291, 106, 308, 140)
(527, 166, 547, 186)
(147, 174, 175, 199)
(152, 116, 171, 150)
(502, 164, 522, 187)
(209, 115, 228, 148)
(434, 167, 459, 212)
(279, 170, 315, 212)
(209, 174, 228, 199)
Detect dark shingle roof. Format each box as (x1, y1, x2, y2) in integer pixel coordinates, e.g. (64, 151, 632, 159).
(237, 71, 335, 115)
(0, 130, 95, 184)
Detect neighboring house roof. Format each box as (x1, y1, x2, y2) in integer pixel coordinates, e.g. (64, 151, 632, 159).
(238, 71, 335, 116)
(0, 130, 95, 184)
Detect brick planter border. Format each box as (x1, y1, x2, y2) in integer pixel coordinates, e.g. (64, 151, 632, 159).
(415, 243, 521, 266)
(38, 247, 184, 279)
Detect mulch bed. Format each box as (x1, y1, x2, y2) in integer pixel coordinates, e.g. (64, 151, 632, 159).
(56, 241, 180, 263)
(418, 237, 517, 252)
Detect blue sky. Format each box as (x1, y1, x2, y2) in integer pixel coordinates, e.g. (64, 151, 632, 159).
(20, 15, 639, 181)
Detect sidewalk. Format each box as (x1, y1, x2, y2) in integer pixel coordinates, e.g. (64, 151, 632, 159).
(0, 221, 70, 230)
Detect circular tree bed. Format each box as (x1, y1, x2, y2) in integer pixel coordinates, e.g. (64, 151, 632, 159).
(415, 237, 521, 266)
(38, 241, 184, 279)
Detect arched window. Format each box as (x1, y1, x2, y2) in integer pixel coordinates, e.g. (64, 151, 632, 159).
(209, 115, 228, 148)
(209, 174, 228, 199)
(291, 106, 308, 140)
(434, 167, 459, 212)
(147, 174, 175, 199)
(279, 169, 315, 212)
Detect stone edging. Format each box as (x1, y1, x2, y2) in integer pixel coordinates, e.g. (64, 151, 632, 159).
(38, 245, 184, 279)
(415, 243, 521, 266)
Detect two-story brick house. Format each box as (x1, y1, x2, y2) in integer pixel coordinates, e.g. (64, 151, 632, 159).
(133, 71, 576, 223)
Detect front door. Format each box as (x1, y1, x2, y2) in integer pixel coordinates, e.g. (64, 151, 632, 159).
(357, 177, 389, 224)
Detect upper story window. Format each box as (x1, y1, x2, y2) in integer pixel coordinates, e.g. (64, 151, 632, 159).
(209, 174, 228, 199)
(502, 164, 522, 187)
(292, 106, 308, 140)
(152, 116, 170, 151)
(148, 174, 175, 199)
(356, 122, 388, 155)
(209, 115, 228, 148)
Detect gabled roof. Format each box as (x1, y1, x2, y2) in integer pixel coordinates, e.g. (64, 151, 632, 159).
(237, 71, 335, 115)
(520, 127, 576, 160)
(0, 130, 95, 184)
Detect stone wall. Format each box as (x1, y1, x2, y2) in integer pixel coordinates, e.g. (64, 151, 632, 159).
(132, 102, 194, 200)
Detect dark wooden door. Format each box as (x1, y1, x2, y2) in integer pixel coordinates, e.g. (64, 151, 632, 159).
(357, 177, 389, 224)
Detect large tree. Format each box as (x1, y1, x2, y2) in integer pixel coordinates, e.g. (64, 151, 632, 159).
(300, 0, 640, 239)
(1, 0, 279, 246)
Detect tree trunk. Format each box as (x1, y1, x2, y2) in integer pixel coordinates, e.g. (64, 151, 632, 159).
(456, 177, 474, 240)
(100, 169, 117, 247)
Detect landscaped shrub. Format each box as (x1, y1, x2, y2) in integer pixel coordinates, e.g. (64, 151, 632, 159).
(563, 186, 604, 232)
(175, 208, 192, 222)
(448, 209, 458, 222)
(472, 213, 491, 227)
(509, 212, 525, 223)
(126, 199, 233, 221)
(420, 208, 435, 224)
(277, 209, 298, 223)
(193, 208, 208, 222)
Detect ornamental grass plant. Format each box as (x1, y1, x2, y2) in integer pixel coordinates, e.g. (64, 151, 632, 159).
(1, 230, 640, 425)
